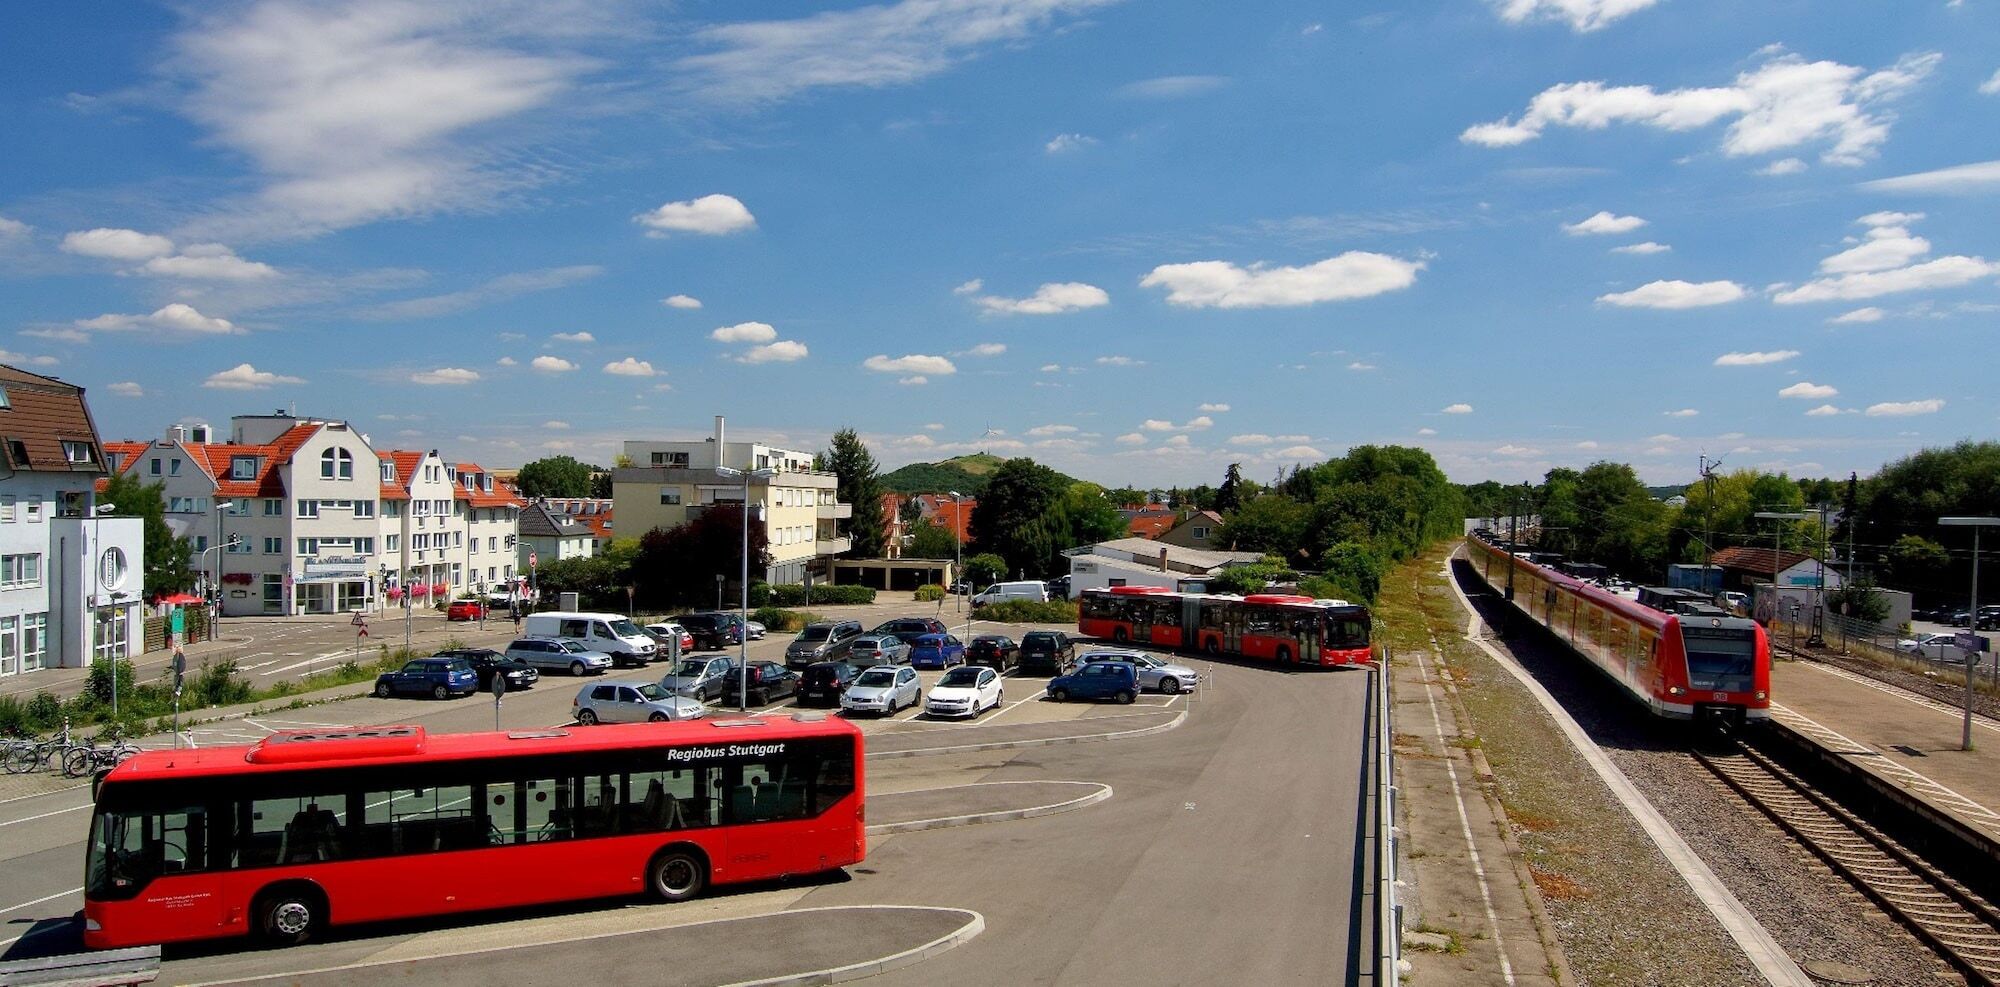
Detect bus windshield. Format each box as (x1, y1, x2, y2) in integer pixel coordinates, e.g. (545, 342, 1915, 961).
(1324, 617, 1370, 649)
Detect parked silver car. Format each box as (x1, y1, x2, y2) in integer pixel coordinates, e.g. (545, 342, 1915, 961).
(845, 635, 911, 667)
(659, 656, 734, 702)
(573, 681, 706, 724)
(1080, 650, 1200, 694)
(505, 637, 613, 676)
(841, 664, 921, 715)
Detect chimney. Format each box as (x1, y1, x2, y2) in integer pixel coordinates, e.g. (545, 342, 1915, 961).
(713, 415, 726, 468)
(1159, 547, 1169, 572)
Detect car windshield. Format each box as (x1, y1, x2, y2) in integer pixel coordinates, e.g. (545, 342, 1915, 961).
(636, 683, 667, 700)
(856, 669, 896, 687)
(608, 618, 644, 637)
(940, 668, 982, 687)
(798, 627, 831, 642)
(556, 641, 584, 653)
(1024, 634, 1055, 646)
(672, 660, 707, 676)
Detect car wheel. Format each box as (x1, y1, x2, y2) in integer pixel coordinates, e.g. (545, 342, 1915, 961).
(649, 712, 669, 723)
(647, 849, 707, 902)
(570, 661, 586, 676)
(255, 886, 323, 946)
(578, 709, 598, 726)
(431, 684, 448, 700)
(374, 682, 392, 698)
(1050, 687, 1068, 702)
(1159, 677, 1181, 695)
(1116, 689, 1136, 705)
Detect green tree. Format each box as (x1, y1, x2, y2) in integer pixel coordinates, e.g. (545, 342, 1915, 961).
(906, 519, 961, 560)
(1882, 535, 1950, 588)
(1827, 582, 1892, 623)
(1535, 468, 1583, 557)
(821, 428, 887, 557)
(588, 471, 612, 499)
(516, 456, 596, 498)
(1850, 441, 2000, 598)
(1104, 487, 1149, 509)
(1215, 463, 1244, 514)
(968, 458, 1071, 578)
(964, 552, 1007, 586)
(1217, 495, 1310, 555)
(1317, 541, 1384, 601)
(630, 507, 772, 608)
(102, 472, 193, 597)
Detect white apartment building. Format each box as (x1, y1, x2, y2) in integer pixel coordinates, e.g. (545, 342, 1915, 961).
(0, 366, 142, 678)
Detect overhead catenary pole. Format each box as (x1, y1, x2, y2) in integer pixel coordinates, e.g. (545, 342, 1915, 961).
(1941, 517, 2000, 752)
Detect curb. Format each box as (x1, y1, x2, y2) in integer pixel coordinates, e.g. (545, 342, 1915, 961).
(866, 708, 1186, 760)
(868, 780, 1113, 834)
(723, 906, 985, 987)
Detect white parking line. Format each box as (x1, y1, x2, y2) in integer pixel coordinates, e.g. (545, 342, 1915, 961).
(0, 803, 90, 828)
(255, 651, 352, 677)
(980, 690, 1046, 723)
(0, 886, 82, 917)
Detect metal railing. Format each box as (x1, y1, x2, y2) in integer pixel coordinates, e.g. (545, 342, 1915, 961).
(1370, 647, 1404, 985)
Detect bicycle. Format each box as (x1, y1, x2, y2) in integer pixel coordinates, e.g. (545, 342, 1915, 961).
(4, 719, 75, 775)
(61, 727, 143, 779)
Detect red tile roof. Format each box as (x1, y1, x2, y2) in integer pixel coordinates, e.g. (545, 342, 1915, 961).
(1129, 515, 1174, 539)
(1710, 546, 1815, 577)
(156, 423, 323, 499)
(379, 450, 423, 501)
(455, 462, 524, 509)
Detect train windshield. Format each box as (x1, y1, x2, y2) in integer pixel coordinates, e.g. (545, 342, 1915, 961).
(1683, 628, 1757, 692)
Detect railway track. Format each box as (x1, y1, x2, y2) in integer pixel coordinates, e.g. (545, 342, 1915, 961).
(1694, 734, 2000, 985)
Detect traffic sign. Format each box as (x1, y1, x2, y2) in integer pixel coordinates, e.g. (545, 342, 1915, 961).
(170, 606, 185, 635)
(1956, 632, 1990, 654)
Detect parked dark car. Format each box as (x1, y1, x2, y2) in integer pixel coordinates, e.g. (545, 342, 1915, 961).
(1046, 660, 1139, 704)
(434, 647, 539, 692)
(1045, 575, 1071, 600)
(967, 635, 1019, 673)
(1019, 631, 1077, 675)
(870, 617, 949, 645)
(1949, 609, 1974, 627)
(672, 612, 744, 650)
(721, 660, 800, 706)
(798, 661, 860, 707)
(786, 620, 864, 669)
(373, 657, 478, 699)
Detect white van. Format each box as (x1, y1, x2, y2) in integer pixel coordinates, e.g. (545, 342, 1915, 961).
(522, 611, 658, 668)
(971, 581, 1050, 607)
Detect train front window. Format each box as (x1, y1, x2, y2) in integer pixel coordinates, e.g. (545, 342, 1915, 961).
(1684, 629, 1756, 692)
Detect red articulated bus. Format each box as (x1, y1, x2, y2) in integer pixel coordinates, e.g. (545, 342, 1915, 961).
(1464, 535, 1770, 724)
(83, 717, 864, 949)
(1077, 586, 1372, 667)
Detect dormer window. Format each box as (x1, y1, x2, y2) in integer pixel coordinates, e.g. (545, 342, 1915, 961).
(321, 447, 353, 480)
(61, 441, 96, 465)
(231, 456, 258, 480)
(381, 461, 395, 483)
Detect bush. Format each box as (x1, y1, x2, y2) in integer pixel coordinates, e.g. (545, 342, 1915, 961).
(84, 659, 137, 710)
(751, 607, 825, 633)
(975, 599, 1079, 624)
(765, 584, 876, 606)
(190, 659, 253, 708)
(25, 692, 61, 731)
(914, 584, 946, 602)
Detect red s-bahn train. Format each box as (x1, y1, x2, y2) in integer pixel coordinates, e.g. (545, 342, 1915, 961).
(1463, 535, 1771, 724)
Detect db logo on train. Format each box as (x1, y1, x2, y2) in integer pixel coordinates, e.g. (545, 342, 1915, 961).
(1714, 692, 1728, 701)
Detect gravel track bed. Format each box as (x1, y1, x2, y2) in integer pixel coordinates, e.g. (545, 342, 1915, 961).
(1449, 561, 1960, 986)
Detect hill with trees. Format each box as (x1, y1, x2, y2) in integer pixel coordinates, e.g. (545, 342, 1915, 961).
(881, 453, 1065, 495)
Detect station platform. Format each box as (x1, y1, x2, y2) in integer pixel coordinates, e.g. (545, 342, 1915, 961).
(1768, 658, 2000, 842)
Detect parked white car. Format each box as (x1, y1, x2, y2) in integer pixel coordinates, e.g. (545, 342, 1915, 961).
(573, 681, 706, 724)
(925, 665, 1003, 719)
(1899, 632, 1960, 660)
(842, 665, 920, 716)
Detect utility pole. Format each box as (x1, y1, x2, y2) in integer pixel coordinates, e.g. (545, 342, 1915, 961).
(1699, 455, 1721, 574)
(1505, 490, 1519, 601)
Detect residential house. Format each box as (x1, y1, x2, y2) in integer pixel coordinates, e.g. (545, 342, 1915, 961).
(880, 493, 907, 558)
(457, 462, 523, 594)
(541, 497, 614, 550)
(518, 501, 596, 571)
(1159, 510, 1225, 551)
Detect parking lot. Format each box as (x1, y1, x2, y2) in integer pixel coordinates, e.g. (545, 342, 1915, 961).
(0, 613, 1375, 985)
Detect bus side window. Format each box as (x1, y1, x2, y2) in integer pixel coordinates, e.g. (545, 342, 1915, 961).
(626, 769, 705, 831)
(813, 746, 855, 815)
(518, 777, 573, 843)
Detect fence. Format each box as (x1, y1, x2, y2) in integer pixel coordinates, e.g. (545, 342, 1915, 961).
(1367, 649, 1404, 985)
(140, 607, 209, 653)
(1771, 611, 2000, 691)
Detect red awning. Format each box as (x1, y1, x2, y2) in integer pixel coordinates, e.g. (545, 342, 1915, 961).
(156, 592, 204, 605)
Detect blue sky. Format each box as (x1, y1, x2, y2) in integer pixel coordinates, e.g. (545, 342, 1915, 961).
(2, 0, 1997, 488)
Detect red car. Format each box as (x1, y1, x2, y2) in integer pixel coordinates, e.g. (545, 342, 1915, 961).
(446, 600, 487, 621)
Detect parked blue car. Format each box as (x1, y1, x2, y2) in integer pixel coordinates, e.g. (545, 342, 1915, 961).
(1046, 661, 1139, 704)
(373, 657, 479, 699)
(908, 633, 967, 669)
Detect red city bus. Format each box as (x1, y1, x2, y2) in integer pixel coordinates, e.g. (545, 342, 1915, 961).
(83, 717, 864, 949)
(1077, 586, 1372, 667)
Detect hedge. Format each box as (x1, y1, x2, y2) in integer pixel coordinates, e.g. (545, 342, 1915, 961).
(913, 584, 946, 602)
(765, 584, 876, 606)
(973, 599, 1079, 624)
(751, 607, 826, 633)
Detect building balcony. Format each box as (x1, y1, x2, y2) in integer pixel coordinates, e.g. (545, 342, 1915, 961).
(816, 502, 853, 520)
(816, 536, 851, 556)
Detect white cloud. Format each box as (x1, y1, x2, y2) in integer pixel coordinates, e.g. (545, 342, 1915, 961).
(497, 356, 517, 366)
(976, 281, 1109, 315)
(1492, 0, 1661, 32)
(1805, 404, 1844, 416)
(1096, 355, 1143, 366)
(203, 363, 303, 390)
(1859, 211, 1924, 227)
(543, 420, 570, 430)
(168, 3, 579, 238)
(1493, 444, 1543, 456)
(1863, 159, 2000, 195)
(107, 381, 144, 397)
(603, 357, 657, 377)
(864, 353, 957, 376)
(1271, 444, 1324, 460)
(1647, 433, 1679, 444)
(1563, 211, 1646, 235)
(0, 350, 57, 368)
(635, 194, 756, 236)
(661, 294, 703, 309)
(1044, 133, 1097, 154)
(1139, 419, 1177, 432)
(1027, 424, 1078, 436)
(1829, 307, 1885, 324)
(1115, 433, 1147, 446)
(1778, 381, 1838, 399)
(1597, 279, 1746, 309)
(359, 266, 602, 320)
(1714, 349, 1801, 366)
(895, 434, 936, 449)
(921, 423, 944, 431)
(77, 303, 241, 335)
(1866, 398, 1944, 416)
(1574, 439, 1598, 449)
(1418, 427, 1439, 436)
(1461, 50, 1939, 166)
(1039, 363, 1062, 373)
(1197, 402, 1230, 412)
(21, 328, 87, 344)
(1442, 403, 1473, 414)
(739, 340, 808, 363)
(60, 228, 174, 260)
(962, 342, 1006, 357)
(138, 243, 278, 280)
(1774, 256, 2000, 304)
(1756, 157, 1807, 176)
(952, 278, 983, 295)
(550, 331, 595, 343)
(411, 367, 480, 386)
(1348, 361, 1377, 371)
(677, 0, 1115, 104)
(1116, 75, 1228, 99)
(0, 216, 29, 238)
(899, 376, 928, 386)
(1183, 416, 1214, 430)
(1161, 435, 1193, 449)
(1982, 68, 2000, 95)
(1819, 220, 1931, 274)
(1228, 434, 1274, 446)
(711, 321, 778, 344)
(531, 355, 577, 373)
(1612, 241, 1671, 255)
(1665, 408, 1699, 417)
(1141, 251, 1422, 308)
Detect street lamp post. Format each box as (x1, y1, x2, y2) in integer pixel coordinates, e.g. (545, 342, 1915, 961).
(1940, 517, 2000, 752)
(949, 490, 971, 642)
(716, 466, 777, 712)
(213, 500, 236, 635)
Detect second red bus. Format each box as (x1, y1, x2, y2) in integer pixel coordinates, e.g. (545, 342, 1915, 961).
(1077, 586, 1372, 667)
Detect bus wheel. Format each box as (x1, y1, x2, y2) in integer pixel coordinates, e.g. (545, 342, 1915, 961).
(1204, 638, 1221, 656)
(1113, 627, 1128, 643)
(1276, 646, 1293, 666)
(256, 885, 324, 946)
(648, 848, 708, 902)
